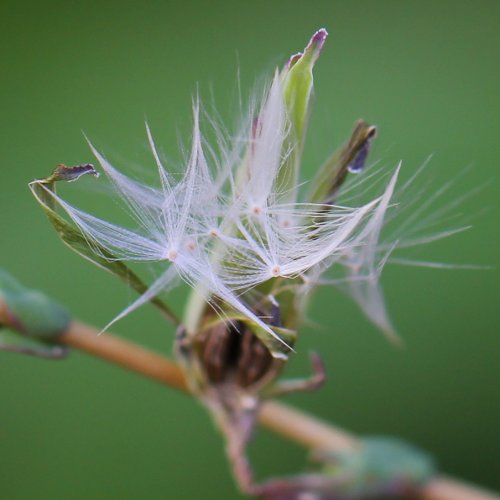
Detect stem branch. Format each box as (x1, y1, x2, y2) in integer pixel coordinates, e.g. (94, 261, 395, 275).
(64, 321, 187, 391)
(60, 320, 498, 500)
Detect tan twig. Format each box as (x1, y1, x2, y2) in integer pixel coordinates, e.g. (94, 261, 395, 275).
(259, 401, 358, 453)
(420, 477, 498, 500)
(63, 321, 187, 391)
(60, 320, 498, 500)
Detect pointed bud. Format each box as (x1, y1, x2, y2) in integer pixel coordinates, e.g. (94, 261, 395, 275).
(308, 120, 377, 204)
(279, 29, 328, 202)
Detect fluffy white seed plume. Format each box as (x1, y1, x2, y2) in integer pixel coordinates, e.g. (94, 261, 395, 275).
(241, 72, 288, 213)
(43, 71, 406, 350)
(338, 165, 401, 340)
(301, 166, 401, 340)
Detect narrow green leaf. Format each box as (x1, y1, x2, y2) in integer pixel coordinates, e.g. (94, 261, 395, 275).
(29, 168, 179, 326)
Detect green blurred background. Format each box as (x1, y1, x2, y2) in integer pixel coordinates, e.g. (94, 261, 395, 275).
(1, 1, 498, 498)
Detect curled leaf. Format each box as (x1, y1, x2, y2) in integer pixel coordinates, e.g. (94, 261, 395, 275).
(257, 436, 435, 499)
(42, 163, 99, 184)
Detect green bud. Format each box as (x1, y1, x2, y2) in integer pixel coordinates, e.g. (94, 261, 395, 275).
(279, 28, 328, 202)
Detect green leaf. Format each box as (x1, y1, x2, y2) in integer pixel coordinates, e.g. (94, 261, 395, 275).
(0, 269, 70, 338)
(0, 269, 70, 359)
(279, 29, 328, 201)
(320, 436, 435, 496)
(255, 436, 435, 499)
(29, 168, 179, 326)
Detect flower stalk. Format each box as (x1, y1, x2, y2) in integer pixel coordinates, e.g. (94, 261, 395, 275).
(56, 318, 496, 500)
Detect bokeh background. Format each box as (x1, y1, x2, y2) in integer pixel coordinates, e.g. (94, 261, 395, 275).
(1, 1, 498, 498)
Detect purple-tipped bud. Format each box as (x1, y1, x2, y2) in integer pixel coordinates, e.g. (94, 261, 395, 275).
(308, 28, 328, 56)
(284, 28, 328, 71)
